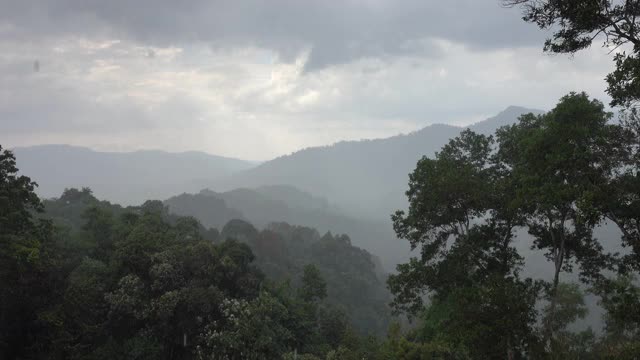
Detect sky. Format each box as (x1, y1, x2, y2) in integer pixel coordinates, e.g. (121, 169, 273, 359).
(0, 0, 617, 161)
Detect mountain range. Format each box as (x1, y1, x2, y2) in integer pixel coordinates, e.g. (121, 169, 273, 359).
(15, 104, 617, 331)
(212, 105, 543, 219)
(12, 106, 544, 269)
(11, 145, 255, 206)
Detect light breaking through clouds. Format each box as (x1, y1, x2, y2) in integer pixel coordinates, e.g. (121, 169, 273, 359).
(0, 0, 616, 160)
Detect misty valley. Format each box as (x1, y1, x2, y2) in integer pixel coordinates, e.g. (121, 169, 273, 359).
(2, 1, 640, 359)
(3, 96, 640, 359)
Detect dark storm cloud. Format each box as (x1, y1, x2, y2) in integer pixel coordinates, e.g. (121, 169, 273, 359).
(0, 0, 543, 70)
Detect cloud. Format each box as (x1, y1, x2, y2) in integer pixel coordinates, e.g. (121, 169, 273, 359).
(0, 0, 545, 70)
(0, 1, 618, 161)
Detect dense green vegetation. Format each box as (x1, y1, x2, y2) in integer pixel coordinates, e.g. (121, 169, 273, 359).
(165, 191, 392, 335)
(2, 90, 639, 359)
(3, 3, 640, 358)
(388, 92, 640, 358)
(165, 188, 401, 272)
(0, 147, 398, 359)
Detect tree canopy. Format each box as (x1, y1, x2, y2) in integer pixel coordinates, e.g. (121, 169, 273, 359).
(389, 92, 640, 358)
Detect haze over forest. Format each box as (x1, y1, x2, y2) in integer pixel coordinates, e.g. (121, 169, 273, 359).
(13, 106, 544, 271)
(2, 1, 640, 359)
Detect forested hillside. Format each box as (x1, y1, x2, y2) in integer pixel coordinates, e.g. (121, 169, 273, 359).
(49, 187, 391, 333)
(10, 108, 543, 273)
(6, 0, 640, 359)
(3, 90, 639, 358)
(165, 188, 402, 270)
(0, 149, 396, 359)
(12, 107, 541, 223)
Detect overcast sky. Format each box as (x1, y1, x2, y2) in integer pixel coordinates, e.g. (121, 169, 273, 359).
(0, 0, 616, 160)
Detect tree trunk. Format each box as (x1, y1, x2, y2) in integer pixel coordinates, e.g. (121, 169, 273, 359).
(506, 337, 514, 360)
(545, 242, 565, 354)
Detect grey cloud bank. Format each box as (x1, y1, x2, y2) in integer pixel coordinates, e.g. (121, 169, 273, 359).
(1, 0, 545, 69)
(0, 0, 616, 160)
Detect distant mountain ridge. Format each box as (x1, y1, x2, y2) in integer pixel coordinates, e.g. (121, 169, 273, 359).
(11, 106, 542, 213)
(10, 106, 544, 268)
(213, 106, 544, 219)
(468, 105, 543, 135)
(183, 106, 541, 269)
(12, 144, 255, 206)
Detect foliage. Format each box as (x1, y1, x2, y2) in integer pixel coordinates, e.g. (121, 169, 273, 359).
(3, 87, 640, 358)
(389, 126, 544, 358)
(1, 145, 398, 358)
(390, 92, 640, 358)
(0, 146, 59, 359)
(299, 264, 327, 302)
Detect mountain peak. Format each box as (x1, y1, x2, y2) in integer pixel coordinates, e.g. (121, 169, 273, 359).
(502, 105, 532, 112)
(469, 105, 544, 135)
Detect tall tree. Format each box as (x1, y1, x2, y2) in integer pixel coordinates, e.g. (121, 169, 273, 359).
(299, 264, 327, 303)
(0, 146, 57, 358)
(505, 0, 640, 272)
(389, 130, 542, 358)
(595, 112, 640, 273)
(505, 5, 640, 347)
(592, 275, 640, 357)
(496, 93, 618, 342)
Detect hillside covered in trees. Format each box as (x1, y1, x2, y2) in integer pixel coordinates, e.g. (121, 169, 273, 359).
(12, 107, 543, 273)
(2, 89, 640, 358)
(4, 0, 640, 359)
(164, 188, 399, 271)
(0, 177, 393, 358)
